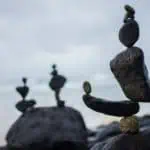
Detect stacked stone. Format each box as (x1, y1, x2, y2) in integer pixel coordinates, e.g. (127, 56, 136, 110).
(15, 78, 36, 113)
(6, 65, 88, 150)
(82, 5, 150, 134)
(49, 64, 67, 107)
(110, 5, 150, 102)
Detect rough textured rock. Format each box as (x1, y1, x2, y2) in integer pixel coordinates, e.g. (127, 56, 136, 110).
(0, 146, 8, 150)
(91, 136, 117, 150)
(6, 107, 88, 150)
(89, 115, 150, 150)
(110, 47, 150, 102)
(88, 122, 121, 149)
(139, 115, 150, 128)
(120, 116, 139, 134)
(91, 141, 106, 150)
(102, 133, 149, 150)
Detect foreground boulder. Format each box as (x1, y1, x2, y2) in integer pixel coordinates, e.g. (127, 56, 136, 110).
(6, 107, 88, 150)
(91, 133, 150, 150)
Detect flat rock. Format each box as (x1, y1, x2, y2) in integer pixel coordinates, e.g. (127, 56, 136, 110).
(110, 47, 150, 102)
(6, 107, 88, 150)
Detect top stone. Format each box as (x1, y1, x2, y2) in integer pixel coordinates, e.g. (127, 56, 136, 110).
(119, 5, 139, 48)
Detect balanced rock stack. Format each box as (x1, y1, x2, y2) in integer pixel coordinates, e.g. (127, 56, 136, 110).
(110, 5, 150, 102)
(5, 65, 88, 150)
(15, 78, 36, 113)
(83, 5, 150, 150)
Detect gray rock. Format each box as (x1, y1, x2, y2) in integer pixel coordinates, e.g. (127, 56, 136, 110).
(0, 146, 8, 150)
(110, 47, 150, 102)
(102, 133, 149, 150)
(139, 115, 150, 128)
(91, 141, 106, 150)
(6, 107, 88, 150)
(88, 122, 121, 148)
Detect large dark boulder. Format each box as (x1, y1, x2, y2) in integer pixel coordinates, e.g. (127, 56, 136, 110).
(6, 107, 88, 150)
(110, 47, 150, 102)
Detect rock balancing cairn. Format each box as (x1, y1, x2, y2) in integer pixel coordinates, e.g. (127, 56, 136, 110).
(49, 64, 67, 107)
(16, 77, 36, 113)
(83, 5, 150, 134)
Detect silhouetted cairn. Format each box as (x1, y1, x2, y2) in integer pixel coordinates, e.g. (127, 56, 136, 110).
(49, 64, 67, 107)
(82, 4, 150, 135)
(83, 5, 150, 150)
(15, 77, 36, 113)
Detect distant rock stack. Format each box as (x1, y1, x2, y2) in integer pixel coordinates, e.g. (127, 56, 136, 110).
(15, 77, 36, 113)
(82, 4, 150, 150)
(82, 5, 150, 134)
(5, 65, 88, 150)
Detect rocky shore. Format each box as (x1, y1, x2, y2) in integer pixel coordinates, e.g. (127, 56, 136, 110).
(1, 114, 150, 150)
(88, 115, 150, 150)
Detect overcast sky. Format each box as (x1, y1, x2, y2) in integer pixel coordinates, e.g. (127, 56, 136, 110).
(0, 0, 150, 145)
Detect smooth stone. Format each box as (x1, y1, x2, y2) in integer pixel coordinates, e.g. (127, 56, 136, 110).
(15, 100, 36, 113)
(110, 47, 150, 102)
(83, 95, 139, 117)
(91, 141, 106, 150)
(6, 107, 88, 150)
(119, 20, 139, 47)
